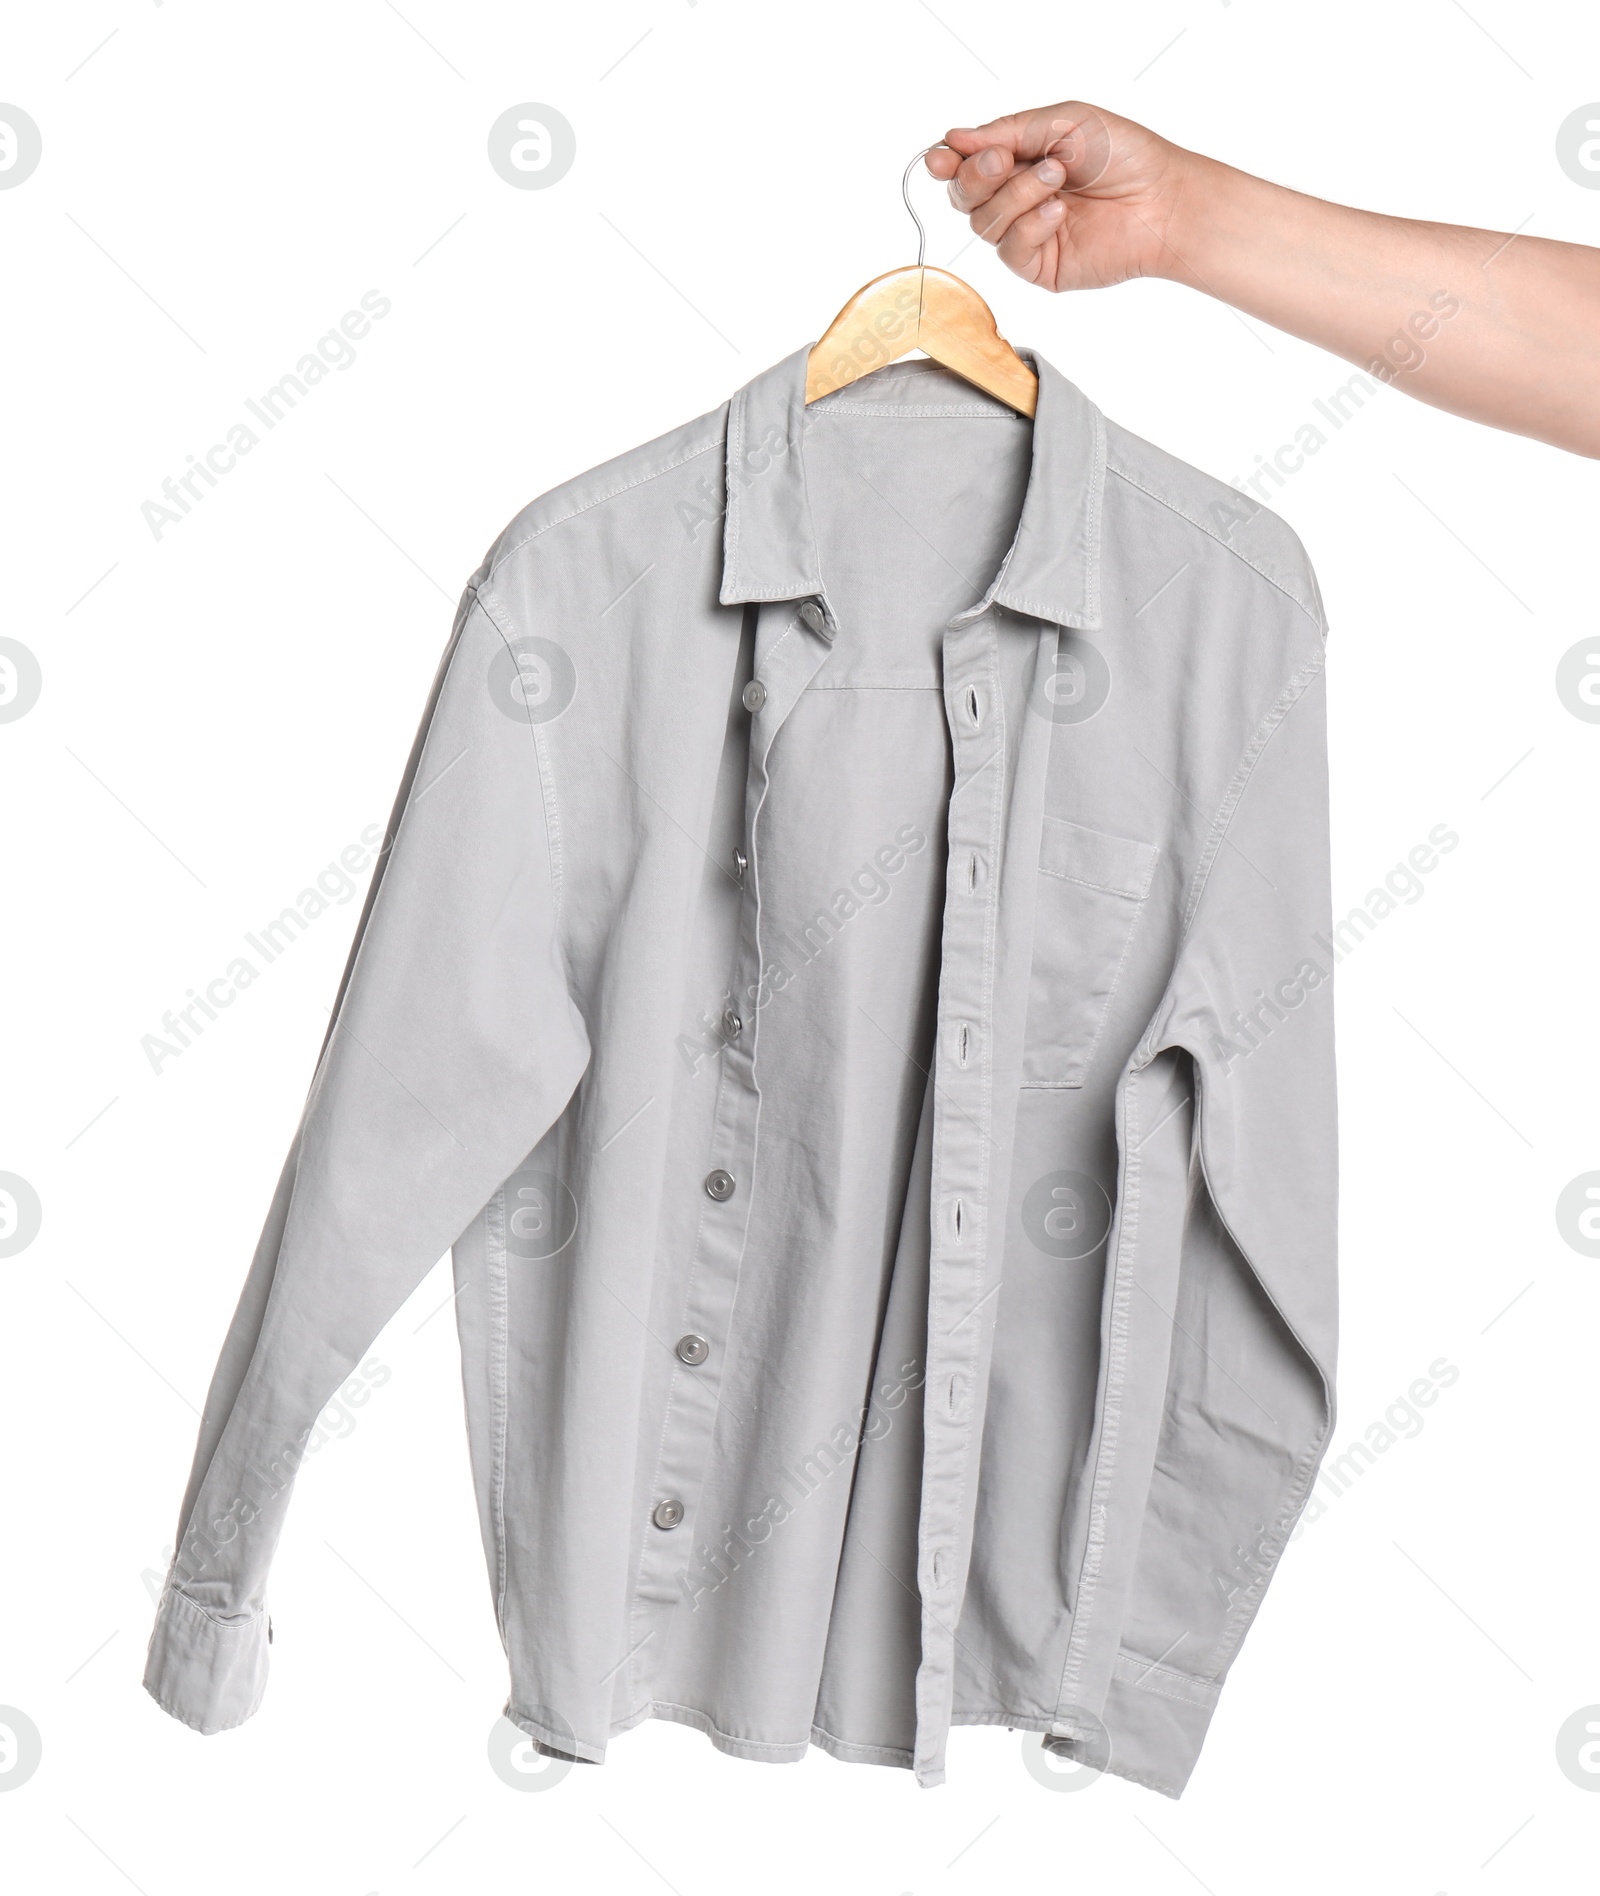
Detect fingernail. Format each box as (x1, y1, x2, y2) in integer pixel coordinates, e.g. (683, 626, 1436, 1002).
(1035, 159, 1064, 186)
(976, 148, 1007, 177)
(1040, 198, 1065, 219)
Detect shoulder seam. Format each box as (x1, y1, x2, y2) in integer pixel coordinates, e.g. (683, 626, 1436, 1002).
(483, 430, 725, 588)
(467, 587, 567, 924)
(1106, 458, 1325, 636)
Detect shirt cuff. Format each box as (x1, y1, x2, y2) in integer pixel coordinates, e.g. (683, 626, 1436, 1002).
(1095, 1650, 1223, 1797)
(143, 1589, 271, 1735)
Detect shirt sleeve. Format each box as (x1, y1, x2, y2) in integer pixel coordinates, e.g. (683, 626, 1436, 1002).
(143, 586, 591, 1734)
(1092, 651, 1338, 1792)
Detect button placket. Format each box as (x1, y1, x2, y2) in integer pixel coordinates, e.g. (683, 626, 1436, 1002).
(625, 598, 839, 1685)
(913, 613, 1009, 1782)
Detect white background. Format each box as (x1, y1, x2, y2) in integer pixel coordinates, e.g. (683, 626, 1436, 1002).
(3, 2, 1599, 1891)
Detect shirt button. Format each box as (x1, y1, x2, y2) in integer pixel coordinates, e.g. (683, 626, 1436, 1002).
(732, 848, 747, 883)
(704, 1169, 737, 1201)
(651, 1498, 685, 1530)
(742, 680, 767, 713)
(722, 1008, 742, 1038)
(675, 1333, 710, 1365)
(799, 600, 828, 636)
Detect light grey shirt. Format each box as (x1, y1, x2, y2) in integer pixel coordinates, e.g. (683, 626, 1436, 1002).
(144, 346, 1337, 1798)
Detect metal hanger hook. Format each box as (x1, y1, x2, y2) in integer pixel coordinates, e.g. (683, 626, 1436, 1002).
(902, 146, 937, 269)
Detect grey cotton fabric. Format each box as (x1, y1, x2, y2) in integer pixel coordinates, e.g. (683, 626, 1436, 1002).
(144, 345, 1338, 1797)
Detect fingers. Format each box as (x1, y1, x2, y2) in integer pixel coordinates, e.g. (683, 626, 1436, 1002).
(937, 142, 1017, 213)
(994, 200, 1066, 281)
(962, 156, 1071, 255)
(928, 102, 1117, 209)
(942, 108, 1066, 167)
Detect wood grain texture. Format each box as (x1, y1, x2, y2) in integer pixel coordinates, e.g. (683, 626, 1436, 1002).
(805, 266, 1038, 417)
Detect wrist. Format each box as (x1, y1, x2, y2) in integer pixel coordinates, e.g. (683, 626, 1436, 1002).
(1145, 146, 1238, 287)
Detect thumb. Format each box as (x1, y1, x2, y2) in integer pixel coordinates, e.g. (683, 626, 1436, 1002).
(1030, 105, 1115, 192)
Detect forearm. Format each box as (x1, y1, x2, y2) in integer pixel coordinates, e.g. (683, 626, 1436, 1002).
(1159, 152, 1600, 458)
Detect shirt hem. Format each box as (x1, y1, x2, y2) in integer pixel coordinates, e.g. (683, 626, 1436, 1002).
(508, 1697, 1194, 1787)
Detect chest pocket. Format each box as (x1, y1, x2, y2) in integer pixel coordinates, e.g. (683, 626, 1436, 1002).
(1022, 816, 1160, 1088)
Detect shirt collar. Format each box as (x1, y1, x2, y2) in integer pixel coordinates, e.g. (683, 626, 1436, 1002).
(719, 341, 1105, 632)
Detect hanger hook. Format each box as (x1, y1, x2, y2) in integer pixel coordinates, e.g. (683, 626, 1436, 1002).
(902, 146, 936, 269)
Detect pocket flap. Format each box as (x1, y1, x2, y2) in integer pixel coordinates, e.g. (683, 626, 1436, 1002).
(1038, 816, 1159, 902)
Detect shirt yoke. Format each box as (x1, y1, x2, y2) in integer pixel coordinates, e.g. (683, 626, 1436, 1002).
(1103, 420, 1327, 640)
(479, 405, 730, 594)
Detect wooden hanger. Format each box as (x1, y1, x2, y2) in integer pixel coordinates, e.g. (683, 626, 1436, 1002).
(805, 147, 1038, 418)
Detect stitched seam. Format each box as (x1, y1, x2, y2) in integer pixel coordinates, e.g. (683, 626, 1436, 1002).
(1183, 1059, 1336, 1678)
(1039, 815, 1158, 898)
(726, 389, 827, 597)
(998, 593, 1097, 627)
(310, 581, 484, 1076)
(1114, 1653, 1220, 1705)
(485, 1186, 511, 1635)
(724, 384, 750, 593)
(1084, 407, 1106, 628)
(1037, 866, 1148, 899)
(1056, 1061, 1142, 1721)
(504, 1705, 605, 1764)
(159, 1590, 263, 1634)
(623, 604, 808, 1690)
(810, 1726, 913, 1764)
(474, 586, 568, 921)
(803, 679, 942, 691)
(1070, 886, 1150, 1085)
(1027, 842, 1157, 1081)
(1106, 460, 1325, 635)
(1104, 1762, 1181, 1796)
(484, 434, 724, 586)
(1122, 1673, 1211, 1708)
(809, 404, 1024, 420)
(143, 1682, 260, 1736)
(650, 1701, 804, 1757)
(928, 625, 1007, 1754)
(1025, 888, 1148, 1089)
(530, 722, 564, 916)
